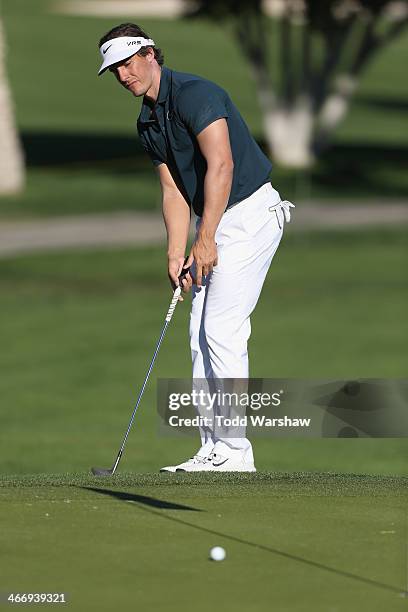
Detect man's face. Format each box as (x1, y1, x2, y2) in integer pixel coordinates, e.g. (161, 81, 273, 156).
(109, 49, 154, 97)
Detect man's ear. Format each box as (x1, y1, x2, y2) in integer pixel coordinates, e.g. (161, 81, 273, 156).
(146, 47, 155, 62)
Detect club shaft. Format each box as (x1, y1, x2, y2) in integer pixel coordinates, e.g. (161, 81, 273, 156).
(119, 319, 169, 454)
(110, 286, 182, 471)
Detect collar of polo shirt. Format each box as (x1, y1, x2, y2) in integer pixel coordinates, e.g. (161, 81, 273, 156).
(98, 36, 155, 76)
(138, 66, 172, 125)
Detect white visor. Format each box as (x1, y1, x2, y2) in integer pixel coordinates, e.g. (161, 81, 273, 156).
(98, 36, 155, 75)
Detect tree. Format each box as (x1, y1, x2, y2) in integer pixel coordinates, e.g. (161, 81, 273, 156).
(0, 16, 25, 194)
(184, 0, 408, 167)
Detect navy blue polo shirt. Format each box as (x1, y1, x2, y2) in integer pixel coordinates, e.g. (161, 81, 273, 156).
(137, 66, 272, 217)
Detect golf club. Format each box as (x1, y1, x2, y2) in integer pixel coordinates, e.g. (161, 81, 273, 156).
(91, 267, 189, 476)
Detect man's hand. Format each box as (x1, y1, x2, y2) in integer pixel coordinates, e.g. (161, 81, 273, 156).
(181, 118, 232, 286)
(168, 256, 193, 300)
(185, 230, 218, 287)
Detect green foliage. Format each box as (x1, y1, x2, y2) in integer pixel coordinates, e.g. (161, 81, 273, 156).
(185, 0, 263, 19)
(0, 0, 407, 213)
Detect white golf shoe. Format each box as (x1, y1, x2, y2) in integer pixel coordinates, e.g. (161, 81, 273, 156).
(160, 442, 215, 473)
(176, 442, 256, 473)
(160, 454, 209, 473)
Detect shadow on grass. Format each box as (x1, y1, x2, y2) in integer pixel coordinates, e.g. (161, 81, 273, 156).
(21, 131, 149, 171)
(85, 484, 405, 596)
(81, 486, 202, 511)
(355, 95, 408, 114)
(20, 131, 408, 199)
(311, 143, 408, 198)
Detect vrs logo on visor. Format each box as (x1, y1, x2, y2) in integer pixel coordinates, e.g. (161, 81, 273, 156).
(98, 36, 155, 75)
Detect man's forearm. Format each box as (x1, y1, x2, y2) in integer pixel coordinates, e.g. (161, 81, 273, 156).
(162, 195, 190, 257)
(199, 162, 234, 239)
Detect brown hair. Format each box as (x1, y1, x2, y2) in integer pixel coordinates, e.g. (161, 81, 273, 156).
(99, 23, 164, 66)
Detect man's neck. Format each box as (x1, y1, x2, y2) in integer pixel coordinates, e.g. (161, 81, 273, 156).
(144, 64, 162, 105)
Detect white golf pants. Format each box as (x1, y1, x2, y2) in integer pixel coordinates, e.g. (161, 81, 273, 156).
(190, 181, 293, 452)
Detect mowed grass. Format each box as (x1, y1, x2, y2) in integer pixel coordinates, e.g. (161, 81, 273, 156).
(0, 0, 407, 217)
(0, 227, 407, 476)
(0, 229, 407, 611)
(0, 473, 407, 612)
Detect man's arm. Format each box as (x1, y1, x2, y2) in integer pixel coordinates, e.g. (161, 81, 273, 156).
(156, 163, 192, 297)
(185, 118, 234, 286)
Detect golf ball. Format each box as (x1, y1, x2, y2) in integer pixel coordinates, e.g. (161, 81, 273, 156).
(210, 546, 226, 561)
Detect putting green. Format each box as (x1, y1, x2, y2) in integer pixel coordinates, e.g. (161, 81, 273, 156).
(1, 473, 407, 611)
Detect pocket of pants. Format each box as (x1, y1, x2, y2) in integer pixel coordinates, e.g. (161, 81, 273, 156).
(241, 194, 278, 237)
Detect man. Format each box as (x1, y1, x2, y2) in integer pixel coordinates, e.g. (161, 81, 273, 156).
(98, 23, 294, 473)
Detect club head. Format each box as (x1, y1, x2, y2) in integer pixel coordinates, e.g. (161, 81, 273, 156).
(91, 450, 122, 477)
(91, 466, 115, 477)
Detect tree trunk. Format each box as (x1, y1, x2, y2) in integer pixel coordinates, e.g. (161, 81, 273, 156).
(263, 97, 315, 168)
(0, 19, 25, 195)
(245, 48, 315, 168)
(313, 73, 357, 154)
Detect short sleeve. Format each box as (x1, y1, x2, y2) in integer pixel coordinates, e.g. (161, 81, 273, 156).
(176, 80, 229, 136)
(146, 150, 164, 167)
(140, 139, 165, 167)
(138, 122, 166, 166)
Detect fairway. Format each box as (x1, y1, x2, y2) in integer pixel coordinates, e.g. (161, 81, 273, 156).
(0, 473, 407, 611)
(0, 228, 407, 475)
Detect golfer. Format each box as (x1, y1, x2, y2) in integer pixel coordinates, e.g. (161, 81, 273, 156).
(98, 23, 294, 473)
